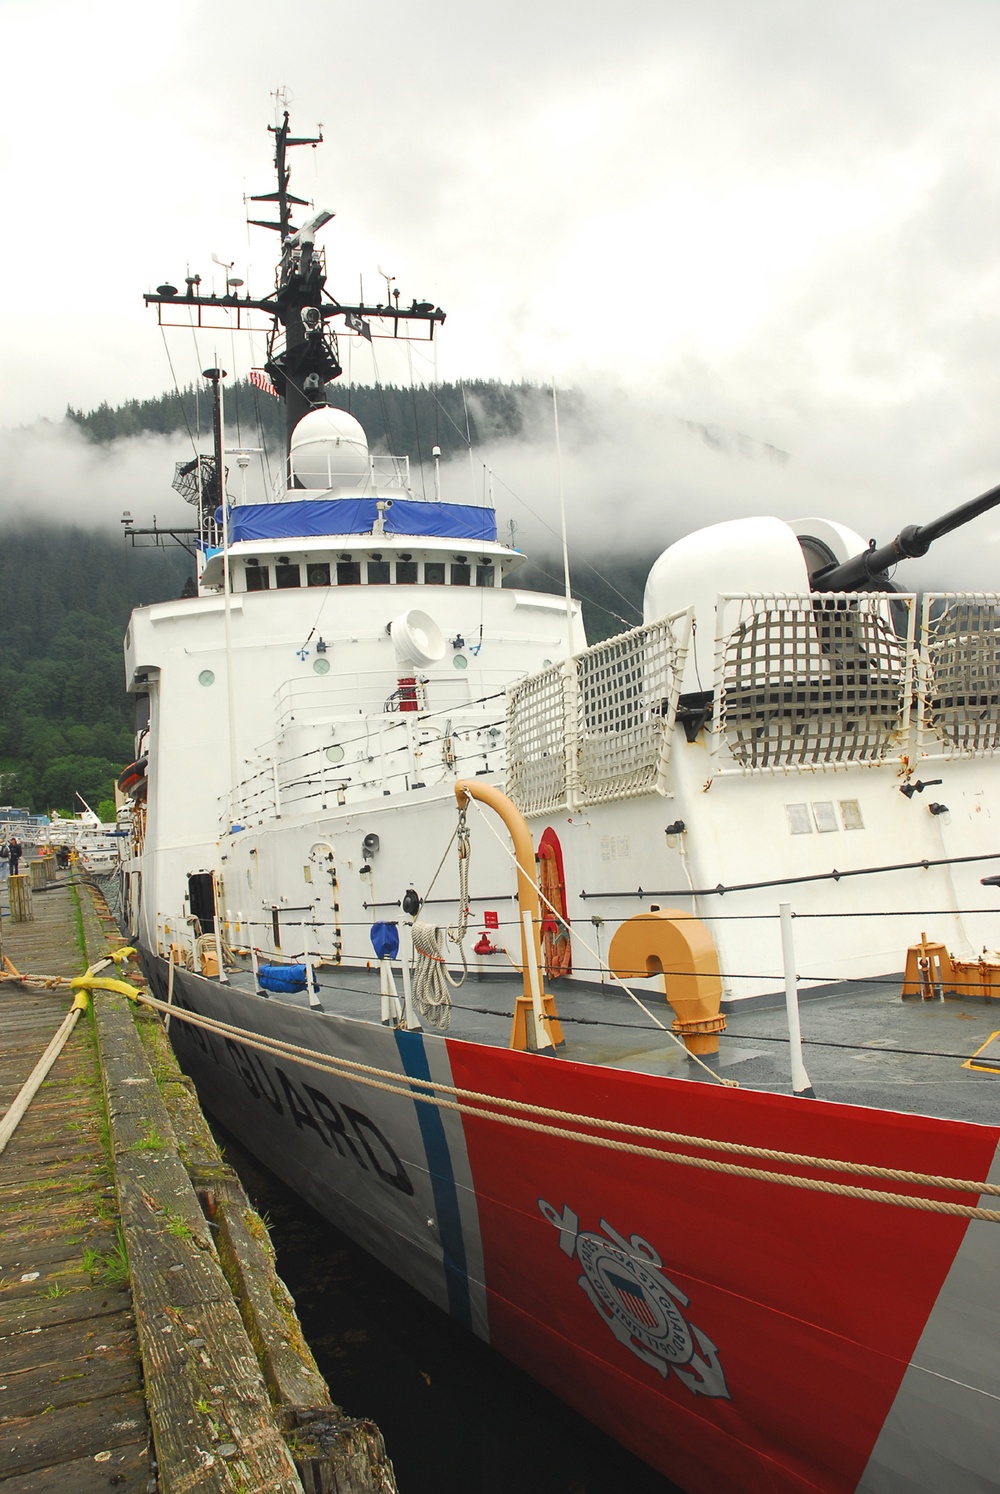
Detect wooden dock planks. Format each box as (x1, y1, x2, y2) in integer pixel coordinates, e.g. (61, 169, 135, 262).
(0, 894, 151, 1491)
(1, 871, 399, 1494)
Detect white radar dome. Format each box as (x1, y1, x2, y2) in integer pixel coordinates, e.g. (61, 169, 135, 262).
(289, 407, 370, 491)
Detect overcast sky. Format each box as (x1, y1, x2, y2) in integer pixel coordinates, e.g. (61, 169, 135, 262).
(2, 0, 999, 581)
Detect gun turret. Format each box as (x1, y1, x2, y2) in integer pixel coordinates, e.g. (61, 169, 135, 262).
(811, 478, 1000, 591)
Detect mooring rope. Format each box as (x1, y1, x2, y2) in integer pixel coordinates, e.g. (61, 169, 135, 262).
(107, 981, 1000, 1224)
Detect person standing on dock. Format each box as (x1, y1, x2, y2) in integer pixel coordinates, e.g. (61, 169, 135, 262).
(0, 841, 8, 882)
(8, 836, 23, 877)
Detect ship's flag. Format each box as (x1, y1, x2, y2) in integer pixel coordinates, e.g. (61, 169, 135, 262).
(345, 311, 373, 341)
(249, 368, 280, 398)
(605, 1270, 658, 1328)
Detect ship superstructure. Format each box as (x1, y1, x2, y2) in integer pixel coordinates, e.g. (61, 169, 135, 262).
(118, 113, 1000, 1494)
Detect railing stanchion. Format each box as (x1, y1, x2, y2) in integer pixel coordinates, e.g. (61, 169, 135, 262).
(779, 901, 814, 1098)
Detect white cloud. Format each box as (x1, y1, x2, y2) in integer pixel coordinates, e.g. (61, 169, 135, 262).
(0, 0, 997, 598)
(0, 421, 196, 530)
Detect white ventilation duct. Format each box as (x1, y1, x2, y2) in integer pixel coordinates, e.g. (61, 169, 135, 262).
(389, 609, 446, 668)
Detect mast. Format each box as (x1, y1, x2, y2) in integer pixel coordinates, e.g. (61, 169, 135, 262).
(145, 111, 446, 466)
(250, 112, 336, 454)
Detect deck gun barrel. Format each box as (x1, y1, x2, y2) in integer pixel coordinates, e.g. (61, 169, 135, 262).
(812, 478, 1000, 590)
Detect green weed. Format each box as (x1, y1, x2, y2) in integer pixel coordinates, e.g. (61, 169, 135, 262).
(128, 1127, 165, 1152)
(99, 1228, 129, 1288)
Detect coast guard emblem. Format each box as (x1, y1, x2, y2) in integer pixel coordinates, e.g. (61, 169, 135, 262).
(539, 1200, 730, 1399)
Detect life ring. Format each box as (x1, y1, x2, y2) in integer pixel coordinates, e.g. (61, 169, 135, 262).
(538, 827, 572, 979)
(117, 757, 149, 797)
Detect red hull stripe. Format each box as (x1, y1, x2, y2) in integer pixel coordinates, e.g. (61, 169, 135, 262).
(445, 1038, 999, 1493)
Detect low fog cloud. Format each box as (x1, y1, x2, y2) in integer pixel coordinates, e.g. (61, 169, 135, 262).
(443, 380, 1000, 595)
(0, 420, 273, 533)
(3, 375, 996, 604)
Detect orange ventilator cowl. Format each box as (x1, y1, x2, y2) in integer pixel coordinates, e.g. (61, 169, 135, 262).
(608, 910, 726, 1056)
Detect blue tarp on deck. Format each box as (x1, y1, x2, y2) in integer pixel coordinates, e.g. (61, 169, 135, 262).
(226, 498, 496, 544)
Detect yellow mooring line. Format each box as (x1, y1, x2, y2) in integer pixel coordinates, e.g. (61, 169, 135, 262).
(0, 948, 136, 1157)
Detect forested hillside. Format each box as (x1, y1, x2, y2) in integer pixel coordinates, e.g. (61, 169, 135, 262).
(2, 380, 646, 814)
(0, 529, 191, 813)
(67, 378, 579, 463)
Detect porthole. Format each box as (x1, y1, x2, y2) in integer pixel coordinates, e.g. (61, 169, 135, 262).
(453, 654, 469, 670)
(198, 669, 215, 687)
(542, 659, 553, 667)
(326, 744, 345, 764)
(313, 657, 331, 675)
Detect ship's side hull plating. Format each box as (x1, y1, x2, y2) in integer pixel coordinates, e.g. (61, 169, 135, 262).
(147, 954, 1000, 1494)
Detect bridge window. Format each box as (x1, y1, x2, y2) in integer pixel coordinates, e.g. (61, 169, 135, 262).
(275, 562, 300, 589)
(367, 560, 391, 584)
(337, 561, 361, 585)
(476, 564, 495, 588)
(306, 563, 331, 587)
(245, 565, 270, 591)
(451, 563, 471, 586)
(396, 561, 418, 584)
(425, 562, 445, 585)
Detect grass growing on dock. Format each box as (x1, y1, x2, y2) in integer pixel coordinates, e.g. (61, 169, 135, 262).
(128, 1125, 167, 1152)
(67, 876, 88, 967)
(82, 1227, 129, 1288)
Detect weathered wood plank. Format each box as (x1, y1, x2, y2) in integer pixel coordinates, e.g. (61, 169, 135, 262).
(0, 1316, 134, 1377)
(0, 1350, 138, 1422)
(0, 1233, 118, 1275)
(209, 1177, 332, 1415)
(0, 1177, 109, 1213)
(0, 1438, 150, 1494)
(142, 995, 399, 1493)
(0, 1264, 93, 1302)
(0, 1283, 130, 1335)
(93, 988, 304, 1494)
(0, 1389, 147, 1476)
(0, 1189, 101, 1226)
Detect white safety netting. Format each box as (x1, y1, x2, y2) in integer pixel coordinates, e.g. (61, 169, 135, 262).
(506, 615, 688, 813)
(505, 664, 572, 816)
(716, 594, 915, 771)
(920, 593, 1000, 756)
(575, 617, 683, 804)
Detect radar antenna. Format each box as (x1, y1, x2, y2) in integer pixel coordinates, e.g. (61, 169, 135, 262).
(145, 111, 446, 456)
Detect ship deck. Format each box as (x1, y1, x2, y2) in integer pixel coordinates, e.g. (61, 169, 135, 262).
(218, 959, 1000, 1128)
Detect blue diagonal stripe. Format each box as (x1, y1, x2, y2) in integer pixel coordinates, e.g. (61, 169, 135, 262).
(395, 1030, 472, 1328)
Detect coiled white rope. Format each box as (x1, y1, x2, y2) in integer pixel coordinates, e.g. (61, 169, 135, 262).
(410, 811, 472, 1029)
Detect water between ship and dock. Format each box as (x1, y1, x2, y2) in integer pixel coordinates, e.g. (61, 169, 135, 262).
(216, 1124, 681, 1494)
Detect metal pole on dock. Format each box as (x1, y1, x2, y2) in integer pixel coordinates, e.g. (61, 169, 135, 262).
(779, 902, 815, 1098)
